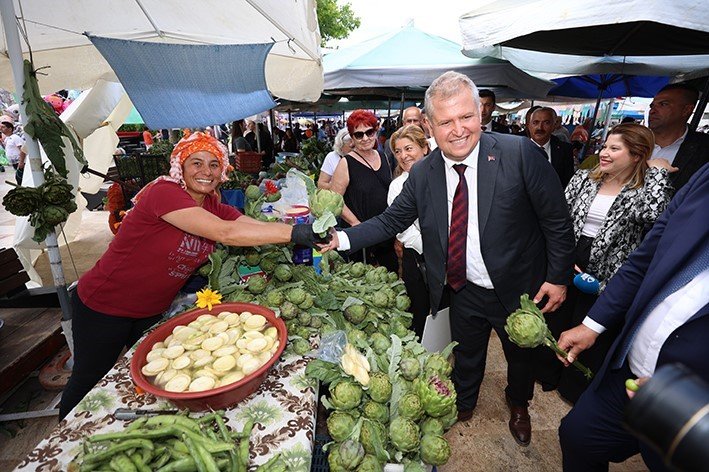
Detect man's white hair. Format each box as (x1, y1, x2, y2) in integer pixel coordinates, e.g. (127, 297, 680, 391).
(424, 71, 480, 121)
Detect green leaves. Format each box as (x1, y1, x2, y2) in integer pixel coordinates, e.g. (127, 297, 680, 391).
(313, 210, 337, 237)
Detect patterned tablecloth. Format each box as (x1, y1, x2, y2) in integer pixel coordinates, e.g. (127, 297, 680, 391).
(14, 346, 318, 472)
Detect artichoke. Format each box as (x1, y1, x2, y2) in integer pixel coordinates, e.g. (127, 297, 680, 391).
(244, 249, 261, 267)
(395, 294, 411, 311)
(367, 372, 392, 403)
(297, 311, 312, 326)
(327, 411, 356, 442)
(344, 304, 367, 325)
(414, 375, 457, 418)
(370, 333, 391, 355)
(390, 318, 410, 338)
(356, 454, 383, 472)
(279, 301, 298, 320)
(41, 179, 73, 205)
(265, 191, 281, 202)
(349, 262, 366, 278)
(403, 462, 427, 472)
(329, 380, 363, 410)
(420, 434, 451, 466)
(265, 290, 284, 307)
(362, 401, 389, 424)
(423, 353, 453, 378)
(389, 417, 420, 453)
(398, 393, 424, 421)
(504, 310, 548, 348)
(328, 447, 347, 472)
(364, 270, 380, 285)
(371, 291, 389, 308)
(291, 337, 311, 356)
(347, 329, 367, 346)
(41, 205, 69, 226)
(399, 358, 421, 381)
(260, 256, 278, 273)
(338, 440, 365, 470)
(440, 404, 458, 429)
(273, 264, 293, 282)
(419, 417, 444, 436)
(299, 293, 314, 310)
(246, 275, 267, 294)
(286, 287, 307, 305)
(360, 419, 386, 456)
(311, 188, 344, 218)
(3, 186, 41, 216)
(245, 184, 261, 200)
(309, 316, 323, 329)
(387, 271, 399, 283)
(61, 199, 78, 214)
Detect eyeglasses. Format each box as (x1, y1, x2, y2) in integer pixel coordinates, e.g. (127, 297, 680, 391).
(352, 128, 376, 140)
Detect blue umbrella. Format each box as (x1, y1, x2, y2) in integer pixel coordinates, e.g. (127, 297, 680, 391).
(549, 74, 670, 99)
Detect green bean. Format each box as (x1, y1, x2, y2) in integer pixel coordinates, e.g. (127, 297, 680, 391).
(145, 415, 202, 431)
(87, 427, 175, 443)
(155, 457, 196, 472)
(238, 437, 250, 472)
(110, 453, 138, 472)
(150, 449, 172, 469)
(194, 440, 220, 472)
(124, 417, 148, 432)
(255, 453, 286, 472)
(171, 425, 234, 453)
(214, 415, 238, 472)
(83, 439, 154, 465)
(128, 453, 151, 472)
(183, 434, 209, 472)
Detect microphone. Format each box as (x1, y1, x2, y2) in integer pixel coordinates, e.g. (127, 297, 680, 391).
(574, 272, 600, 295)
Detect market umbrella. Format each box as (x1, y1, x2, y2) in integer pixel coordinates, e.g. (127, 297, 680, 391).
(324, 25, 555, 100)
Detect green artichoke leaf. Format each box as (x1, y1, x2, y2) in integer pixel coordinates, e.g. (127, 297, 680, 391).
(313, 210, 337, 236)
(440, 341, 458, 360)
(342, 296, 365, 311)
(305, 359, 346, 385)
(207, 250, 223, 291)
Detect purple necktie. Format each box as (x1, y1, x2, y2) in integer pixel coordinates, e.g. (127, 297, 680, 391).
(447, 164, 468, 291)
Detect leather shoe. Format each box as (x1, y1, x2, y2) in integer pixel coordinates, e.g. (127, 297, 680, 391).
(506, 396, 531, 446)
(457, 409, 473, 422)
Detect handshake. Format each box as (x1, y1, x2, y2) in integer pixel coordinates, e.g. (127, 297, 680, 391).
(290, 224, 338, 251)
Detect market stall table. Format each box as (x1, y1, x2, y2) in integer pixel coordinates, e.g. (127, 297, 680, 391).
(14, 337, 319, 471)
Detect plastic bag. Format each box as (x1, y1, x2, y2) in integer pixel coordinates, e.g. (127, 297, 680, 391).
(312, 329, 348, 364)
(271, 168, 313, 215)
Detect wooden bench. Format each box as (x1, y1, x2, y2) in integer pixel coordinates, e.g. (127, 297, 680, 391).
(0, 248, 65, 398)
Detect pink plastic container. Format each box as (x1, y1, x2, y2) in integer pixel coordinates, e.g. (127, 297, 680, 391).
(130, 302, 287, 411)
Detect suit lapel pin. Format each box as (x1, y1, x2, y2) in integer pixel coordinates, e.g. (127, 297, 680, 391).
(488, 155, 496, 161)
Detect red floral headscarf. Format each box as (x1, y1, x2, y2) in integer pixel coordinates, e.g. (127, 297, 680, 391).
(132, 130, 232, 205)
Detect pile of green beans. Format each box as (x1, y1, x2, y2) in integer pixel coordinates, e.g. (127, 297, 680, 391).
(70, 412, 286, 472)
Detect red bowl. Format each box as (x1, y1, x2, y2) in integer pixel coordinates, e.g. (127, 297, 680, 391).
(130, 302, 287, 411)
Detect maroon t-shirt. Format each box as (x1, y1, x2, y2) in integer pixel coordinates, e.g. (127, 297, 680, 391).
(79, 181, 241, 318)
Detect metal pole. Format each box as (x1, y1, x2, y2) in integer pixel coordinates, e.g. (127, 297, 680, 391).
(689, 76, 709, 132)
(0, 0, 73, 343)
(600, 98, 615, 144)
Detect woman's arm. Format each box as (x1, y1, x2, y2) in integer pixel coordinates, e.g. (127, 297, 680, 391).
(317, 172, 332, 190)
(330, 158, 361, 226)
(630, 165, 673, 225)
(161, 209, 292, 246)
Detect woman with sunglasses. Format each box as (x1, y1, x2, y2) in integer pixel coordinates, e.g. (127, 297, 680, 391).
(331, 110, 398, 272)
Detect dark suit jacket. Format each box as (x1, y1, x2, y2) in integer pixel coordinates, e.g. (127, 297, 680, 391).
(344, 133, 575, 313)
(548, 135, 575, 188)
(670, 130, 709, 193)
(490, 121, 510, 134)
(588, 163, 709, 386)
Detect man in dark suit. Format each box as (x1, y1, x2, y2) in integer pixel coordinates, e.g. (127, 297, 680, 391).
(528, 107, 575, 187)
(324, 71, 575, 446)
(649, 83, 709, 193)
(479, 89, 510, 133)
(557, 163, 709, 471)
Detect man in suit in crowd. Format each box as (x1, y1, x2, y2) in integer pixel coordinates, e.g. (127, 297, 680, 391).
(528, 107, 575, 187)
(557, 163, 709, 471)
(479, 89, 510, 133)
(649, 83, 709, 193)
(323, 71, 575, 446)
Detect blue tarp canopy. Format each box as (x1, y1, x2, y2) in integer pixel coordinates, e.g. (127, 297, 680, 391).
(89, 35, 277, 129)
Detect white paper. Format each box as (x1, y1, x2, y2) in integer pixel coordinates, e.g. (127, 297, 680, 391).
(421, 308, 451, 353)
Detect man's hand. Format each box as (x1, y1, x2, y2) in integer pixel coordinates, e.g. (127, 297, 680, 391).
(625, 377, 650, 399)
(394, 240, 404, 260)
(557, 324, 599, 365)
(533, 282, 567, 313)
(318, 229, 339, 253)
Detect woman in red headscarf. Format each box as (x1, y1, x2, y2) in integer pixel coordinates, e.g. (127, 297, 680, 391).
(59, 131, 325, 419)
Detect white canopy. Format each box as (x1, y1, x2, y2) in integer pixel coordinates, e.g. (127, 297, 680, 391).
(0, 0, 323, 101)
(459, 0, 709, 77)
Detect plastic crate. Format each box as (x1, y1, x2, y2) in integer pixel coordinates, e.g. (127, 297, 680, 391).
(235, 151, 262, 173)
(114, 153, 171, 205)
(311, 434, 331, 472)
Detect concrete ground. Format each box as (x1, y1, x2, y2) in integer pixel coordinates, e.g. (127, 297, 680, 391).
(0, 171, 648, 471)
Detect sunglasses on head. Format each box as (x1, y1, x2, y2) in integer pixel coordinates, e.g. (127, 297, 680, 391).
(352, 128, 376, 140)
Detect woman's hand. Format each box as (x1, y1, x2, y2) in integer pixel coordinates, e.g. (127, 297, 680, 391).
(647, 158, 679, 173)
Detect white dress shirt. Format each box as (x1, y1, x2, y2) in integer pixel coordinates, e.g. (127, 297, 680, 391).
(337, 144, 494, 288)
(583, 268, 709, 377)
(533, 139, 552, 163)
(441, 147, 494, 288)
(652, 126, 688, 165)
(387, 172, 423, 254)
(628, 268, 709, 377)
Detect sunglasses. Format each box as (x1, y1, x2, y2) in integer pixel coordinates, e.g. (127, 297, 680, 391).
(352, 128, 377, 140)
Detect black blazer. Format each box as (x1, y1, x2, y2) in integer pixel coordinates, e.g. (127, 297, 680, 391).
(588, 163, 709, 386)
(548, 135, 575, 188)
(344, 132, 575, 313)
(670, 130, 709, 193)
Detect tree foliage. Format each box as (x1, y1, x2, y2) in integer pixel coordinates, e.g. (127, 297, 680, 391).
(317, 0, 361, 46)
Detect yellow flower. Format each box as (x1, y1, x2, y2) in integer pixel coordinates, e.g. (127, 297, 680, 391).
(195, 288, 222, 311)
